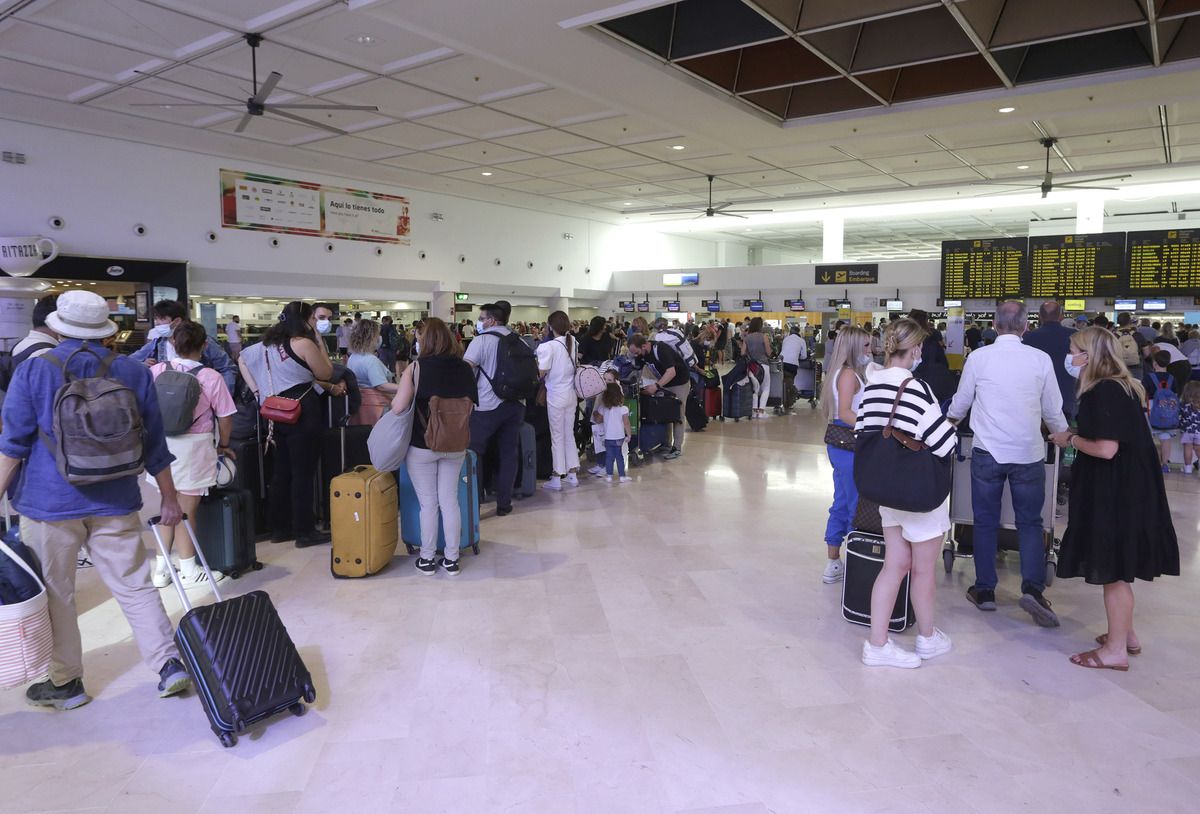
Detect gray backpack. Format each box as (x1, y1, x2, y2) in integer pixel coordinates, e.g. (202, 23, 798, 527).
(38, 345, 145, 485)
(154, 361, 203, 436)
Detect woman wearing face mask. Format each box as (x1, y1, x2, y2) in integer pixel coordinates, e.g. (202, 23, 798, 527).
(345, 318, 396, 425)
(1049, 328, 1179, 671)
(856, 318, 957, 668)
(819, 325, 871, 584)
(238, 300, 334, 548)
(536, 310, 581, 490)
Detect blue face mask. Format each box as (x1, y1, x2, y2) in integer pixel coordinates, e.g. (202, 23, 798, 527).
(149, 323, 172, 339)
(1064, 352, 1085, 379)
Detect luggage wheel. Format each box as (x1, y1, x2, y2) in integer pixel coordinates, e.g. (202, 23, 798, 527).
(405, 544, 416, 555)
(1045, 562, 1056, 588)
(229, 571, 241, 580)
(289, 702, 307, 717)
(471, 544, 480, 555)
(304, 686, 317, 704)
(943, 548, 955, 574)
(252, 561, 263, 572)
(219, 731, 237, 748)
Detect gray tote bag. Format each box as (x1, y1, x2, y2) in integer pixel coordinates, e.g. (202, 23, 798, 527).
(367, 364, 418, 471)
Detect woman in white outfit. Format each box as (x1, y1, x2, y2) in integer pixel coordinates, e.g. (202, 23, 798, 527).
(537, 310, 580, 490)
(855, 318, 957, 669)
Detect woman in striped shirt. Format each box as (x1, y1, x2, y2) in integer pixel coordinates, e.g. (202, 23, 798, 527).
(855, 318, 958, 669)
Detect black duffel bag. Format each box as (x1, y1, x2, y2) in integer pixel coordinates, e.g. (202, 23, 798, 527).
(640, 392, 681, 424)
(853, 378, 951, 513)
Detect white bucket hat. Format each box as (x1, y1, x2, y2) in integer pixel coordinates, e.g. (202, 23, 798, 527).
(45, 290, 117, 340)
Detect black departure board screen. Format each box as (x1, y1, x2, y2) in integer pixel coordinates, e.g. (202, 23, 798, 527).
(941, 238, 1027, 298)
(1028, 232, 1126, 297)
(1127, 229, 1200, 293)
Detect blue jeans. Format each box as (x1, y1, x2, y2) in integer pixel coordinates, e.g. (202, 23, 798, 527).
(970, 448, 1046, 592)
(604, 440, 626, 477)
(824, 436, 857, 549)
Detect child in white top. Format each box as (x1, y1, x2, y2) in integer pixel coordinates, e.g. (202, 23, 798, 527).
(592, 381, 632, 483)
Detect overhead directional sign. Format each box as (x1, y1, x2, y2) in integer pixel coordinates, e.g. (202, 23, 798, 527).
(815, 263, 879, 285)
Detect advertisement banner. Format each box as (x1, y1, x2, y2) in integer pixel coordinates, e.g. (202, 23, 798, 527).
(220, 169, 410, 244)
(946, 306, 966, 371)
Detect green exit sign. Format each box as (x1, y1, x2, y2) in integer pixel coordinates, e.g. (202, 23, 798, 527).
(455, 293, 469, 302)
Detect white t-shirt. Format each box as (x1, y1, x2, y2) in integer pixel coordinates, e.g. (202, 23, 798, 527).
(464, 327, 511, 412)
(536, 336, 577, 405)
(226, 321, 241, 344)
(595, 403, 629, 441)
(1154, 341, 1188, 365)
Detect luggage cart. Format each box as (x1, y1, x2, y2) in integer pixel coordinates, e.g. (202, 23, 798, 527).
(793, 361, 821, 409)
(942, 433, 1060, 587)
(622, 382, 645, 468)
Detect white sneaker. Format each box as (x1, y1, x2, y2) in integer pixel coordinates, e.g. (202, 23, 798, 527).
(543, 477, 562, 491)
(862, 638, 922, 669)
(1185, 465, 1194, 475)
(915, 628, 953, 660)
(565, 472, 579, 487)
(822, 559, 845, 584)
(619, 476, 633, 483)
(151, 567, 172, 588)
(588, 465, 604, 476)
(179, 568, 226, 589)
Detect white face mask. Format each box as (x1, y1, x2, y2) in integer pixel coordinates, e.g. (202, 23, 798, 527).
(149, 323, 171, 339)
(1064, 352, 1086, 379)
(909, 355, 922, 371)
(858, 353, 872, 367)
(476, 320, 487, 334)
(315, 318, 331, 334)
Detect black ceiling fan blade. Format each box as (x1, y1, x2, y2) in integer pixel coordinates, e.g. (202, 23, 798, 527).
(723, 208, 774, 214)
(1056, 175, 1132, 185)
(129, 102, 244, 107)
(1051, 185, 1121, 192)
(717, 211, 748, 219)
(650, 209, 706, 215)
(265, 103, 380, 111)
(251, 71, 282, 106)
(269, 107, 347, 135)
(234, 112, 253, 133)
(132, 70, 244, 103)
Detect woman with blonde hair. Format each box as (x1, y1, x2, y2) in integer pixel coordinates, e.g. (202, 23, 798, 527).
(1050, 327, 1179, 671)
(819, 325, 872, 583)
(346, 318, 396, 425)
(855, 318, 957, 668)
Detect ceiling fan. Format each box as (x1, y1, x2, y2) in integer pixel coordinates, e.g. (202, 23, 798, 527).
(130, 33, 379, 135)
(649, 175, 774, 218)
(983, 137, 1131, 198)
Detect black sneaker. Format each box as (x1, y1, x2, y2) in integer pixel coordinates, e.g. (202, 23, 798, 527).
(295, 531, 332, 548)
(1019, 588, 1061, 628)
(439, 557, 461, 576)
(496, 505, 513, 517)
(415, 557, 437, 575)
(966, 586, 997, 611)
(157, 658, 191, 698)
(25, 677, 91, 711)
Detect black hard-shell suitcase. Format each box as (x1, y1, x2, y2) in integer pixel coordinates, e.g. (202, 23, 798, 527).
(721, 382, 753, 422)
(194, 487, 261, 579)
(317, 409, 371, 525)
(685, 391, 707, 432)
(229, 437, 270, 536)
(150, 517, 315, 748)
(640, 393, 680, 424)
(841, 531, 914, 633)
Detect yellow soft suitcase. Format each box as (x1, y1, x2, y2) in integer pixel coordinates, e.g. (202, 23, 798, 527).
(330, 465, 398, 577)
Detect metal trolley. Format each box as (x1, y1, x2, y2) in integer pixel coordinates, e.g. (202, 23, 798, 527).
(942, 433, 1061, 587)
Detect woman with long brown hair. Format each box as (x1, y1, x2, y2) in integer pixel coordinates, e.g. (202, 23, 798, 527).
(819, 325, 871, 583)
(1050, 327, 1179, 670)
(390, 317, 477, 575)
(536, 310, 580, 490)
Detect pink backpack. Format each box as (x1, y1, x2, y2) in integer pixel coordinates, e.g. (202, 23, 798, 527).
(574, 365, 606, 400)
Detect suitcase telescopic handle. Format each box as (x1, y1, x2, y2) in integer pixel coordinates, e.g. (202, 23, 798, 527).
(148, 514, 225, 610)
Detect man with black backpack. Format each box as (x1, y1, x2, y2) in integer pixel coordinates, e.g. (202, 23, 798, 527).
(0, 290, 190, 710)
(464, 302, 540, 516)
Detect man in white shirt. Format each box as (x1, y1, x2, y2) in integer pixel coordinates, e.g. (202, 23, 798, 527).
(779, 325, 808, 412)
(1150, 340, 1191, 396)
(947, 300, 1069, 628)
(464, 302, 526, 516)
(225, 315, 242, 361)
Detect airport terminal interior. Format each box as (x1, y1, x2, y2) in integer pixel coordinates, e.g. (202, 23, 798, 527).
(3, 0, 1200, 812)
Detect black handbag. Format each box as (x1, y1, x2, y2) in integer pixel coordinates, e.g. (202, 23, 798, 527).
(823, 422, 856, 451)
(853, 378, 951, 513)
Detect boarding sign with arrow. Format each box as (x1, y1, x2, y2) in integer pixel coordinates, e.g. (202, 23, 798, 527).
(815, 263, 878, 285)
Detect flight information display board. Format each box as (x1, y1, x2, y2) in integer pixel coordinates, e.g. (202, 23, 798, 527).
(940, 238, 1027, 298)
(1127, 229, 1200, 293)
(1028, 232, 1126, 297)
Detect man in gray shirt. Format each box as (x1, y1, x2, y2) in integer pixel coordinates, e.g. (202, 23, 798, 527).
(464, 302, 525, 516)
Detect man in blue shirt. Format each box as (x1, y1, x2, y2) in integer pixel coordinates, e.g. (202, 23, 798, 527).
(129, 299, 236, 391)
(0, 291, 190, 710)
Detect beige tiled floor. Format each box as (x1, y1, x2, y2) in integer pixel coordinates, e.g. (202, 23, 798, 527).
(3, 406, 1199, 814)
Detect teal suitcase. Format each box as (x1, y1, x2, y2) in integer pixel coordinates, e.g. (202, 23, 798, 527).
(396, 450, 480, 556)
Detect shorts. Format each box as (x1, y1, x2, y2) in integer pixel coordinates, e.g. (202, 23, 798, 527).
(1154, 427, 1180, 441)
(1181, 432, 1199, 445)
(879, 498, 951, 542)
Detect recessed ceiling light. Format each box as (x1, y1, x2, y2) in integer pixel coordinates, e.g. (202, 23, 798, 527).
(997, 106, 1016, 113)
(622, 201, 633, 206)
(480, 171, 493, 176)
(1062, 207, 1072, 211)
(1017, 164, 1029, 170)
(670, 145, 686, 151)
(351, 34, 377, 46)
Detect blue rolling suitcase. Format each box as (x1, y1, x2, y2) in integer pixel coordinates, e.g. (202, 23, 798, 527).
(397, 450, 481, 556)
(721, 382, 753, 422)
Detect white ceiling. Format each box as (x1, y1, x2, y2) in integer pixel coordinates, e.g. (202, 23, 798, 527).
(4, 0, 1200, 260)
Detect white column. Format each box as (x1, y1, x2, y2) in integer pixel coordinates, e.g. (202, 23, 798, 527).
(430, 290, 455, 322)
(822, 215, 844, 262)
(548, 296, 570, 315)
(1074, 198, 1104, 233)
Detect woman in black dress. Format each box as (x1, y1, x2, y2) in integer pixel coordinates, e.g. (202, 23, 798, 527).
(1050, 327, 1179, 671)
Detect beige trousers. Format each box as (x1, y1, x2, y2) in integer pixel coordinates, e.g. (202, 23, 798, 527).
(21, 512, 179, 686)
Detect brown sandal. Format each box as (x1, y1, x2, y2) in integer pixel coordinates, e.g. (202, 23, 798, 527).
(1095, 634, 1141, 656)
(1070, 648, 1129, 672)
